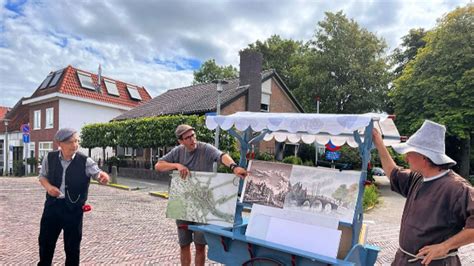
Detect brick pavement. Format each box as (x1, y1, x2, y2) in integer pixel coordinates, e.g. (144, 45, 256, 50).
(0, 177, 218, 265)
(1, 176, 473, 265)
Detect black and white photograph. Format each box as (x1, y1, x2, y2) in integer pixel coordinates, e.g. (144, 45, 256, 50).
(241, 160, 293, 208)
(284, 165, 360, 223)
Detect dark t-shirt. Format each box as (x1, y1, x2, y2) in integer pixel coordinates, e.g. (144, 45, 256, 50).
(390, 168, 473, 265)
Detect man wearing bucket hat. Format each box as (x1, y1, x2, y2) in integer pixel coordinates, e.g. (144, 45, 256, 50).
(37, 128, 110, 265)
(372, 120, 473, 265)
(155, 124, 247, 266)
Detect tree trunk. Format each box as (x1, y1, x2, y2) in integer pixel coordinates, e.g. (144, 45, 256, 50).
(458, 135, 470, 179)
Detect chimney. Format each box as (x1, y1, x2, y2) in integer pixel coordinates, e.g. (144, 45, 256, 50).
(239, 50, 263, 112)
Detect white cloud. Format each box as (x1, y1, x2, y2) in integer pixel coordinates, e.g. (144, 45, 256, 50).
(0, 0, 470, 107)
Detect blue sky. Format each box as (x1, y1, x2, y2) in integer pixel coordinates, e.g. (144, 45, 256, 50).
(0, 0, 469, 108)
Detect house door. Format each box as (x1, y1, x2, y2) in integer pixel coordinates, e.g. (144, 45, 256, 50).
(13, 146, 24, 176)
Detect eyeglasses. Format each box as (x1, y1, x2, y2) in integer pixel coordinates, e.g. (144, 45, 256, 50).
(182, 133, 195, 141)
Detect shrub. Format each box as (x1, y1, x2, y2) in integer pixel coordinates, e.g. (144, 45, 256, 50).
(13, 160, 25, 176)
(363, 184, 379, 211)
(282, 156, 303, 165)
(255, 152, 274, 161)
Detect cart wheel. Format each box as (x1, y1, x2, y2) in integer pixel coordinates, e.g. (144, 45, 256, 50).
(242, 257, 284, 266)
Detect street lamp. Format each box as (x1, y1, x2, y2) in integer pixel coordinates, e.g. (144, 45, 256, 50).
(212, 79, 228, 150)
(3, 119, 10, 176)
(314, 96, 320, 166)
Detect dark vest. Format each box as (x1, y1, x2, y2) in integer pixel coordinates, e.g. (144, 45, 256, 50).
(46, 151, 90, 209)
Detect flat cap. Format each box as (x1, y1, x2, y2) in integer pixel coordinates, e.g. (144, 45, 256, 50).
(175, 124, 194, 139)
(54, 128, 77, 142)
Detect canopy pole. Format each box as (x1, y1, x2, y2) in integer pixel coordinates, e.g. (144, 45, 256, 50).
(352, 119, 374, 247)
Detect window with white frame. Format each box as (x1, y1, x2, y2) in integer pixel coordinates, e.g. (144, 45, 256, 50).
(45, 108, 54, 128)
(124, 147, 136, 156)
(34, 110, 41, 129)
(104, 79, 120, 96)
(77, 71, 96, 91)
(261, 80, 272, 112)
(261, 92, 271, 112)
(38, 142, 53, 160)
(126, 85, 142, 100)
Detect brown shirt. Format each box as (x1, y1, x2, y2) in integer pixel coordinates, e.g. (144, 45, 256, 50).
(390, 168, 474, 265)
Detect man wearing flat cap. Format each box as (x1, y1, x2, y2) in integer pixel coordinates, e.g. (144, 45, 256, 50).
(155, 124, 247, 266)
(37, 128, 109, 265)
(373, 120, 473, 265)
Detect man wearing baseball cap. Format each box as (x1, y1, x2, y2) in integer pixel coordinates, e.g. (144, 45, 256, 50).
(372, 120, 473, 265)
(155, 124, 247, 266)
(37, 128, 110, 265)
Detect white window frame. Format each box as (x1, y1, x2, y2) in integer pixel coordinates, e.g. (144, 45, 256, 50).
(261, 92, 271, 112)
(45, 108, 54, 129)
(104, 79, 120, 96)
(34, 110, 41, 130)
(77, 71, 96, 91)
(124, 147, 136, 156)
(38, 142, 53, 160)
(127, 85, 142, 100)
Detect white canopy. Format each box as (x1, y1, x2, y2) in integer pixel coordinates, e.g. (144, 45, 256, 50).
(206, 112, 400, 147)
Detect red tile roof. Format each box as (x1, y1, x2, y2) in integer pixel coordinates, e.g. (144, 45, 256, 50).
(0, 99, 28, 133)
(0, 106, 10, 120)
(29, 65, 152, 108)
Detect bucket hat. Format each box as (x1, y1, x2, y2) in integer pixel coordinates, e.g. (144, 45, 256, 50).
(392, 120, 456, 166)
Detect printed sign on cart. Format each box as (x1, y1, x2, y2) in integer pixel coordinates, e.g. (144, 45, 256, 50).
(166, 171, 239, 227)
(241, 160, 293, 208)
(284, 165, 360, 223)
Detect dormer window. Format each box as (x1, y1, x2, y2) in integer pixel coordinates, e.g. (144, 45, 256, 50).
(77, 71, 96, 91)
(38, 69, 64, 90)
(49, 70, 63, 87)
(39, 73, 53, 89)
(105, 79, 120, 96)
(127, 85, 142, 100)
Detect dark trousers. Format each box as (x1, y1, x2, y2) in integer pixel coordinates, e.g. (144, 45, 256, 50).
(38, 200, 84, 266)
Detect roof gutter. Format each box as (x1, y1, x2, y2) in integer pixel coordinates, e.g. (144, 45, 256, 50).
(22, 92, 132, 111)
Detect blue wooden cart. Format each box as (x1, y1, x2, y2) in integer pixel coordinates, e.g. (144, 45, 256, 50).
(190, 112, 400, 266)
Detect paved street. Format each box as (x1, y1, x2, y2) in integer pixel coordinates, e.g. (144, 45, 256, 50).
(1, 176, 473, 265)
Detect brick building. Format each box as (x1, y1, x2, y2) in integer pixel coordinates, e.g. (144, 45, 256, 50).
(114, 51, 304, 162)
(0, 65, 152, 175)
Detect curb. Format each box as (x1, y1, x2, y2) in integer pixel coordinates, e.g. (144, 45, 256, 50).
(91, 180, 140, 191)
(149, 191, 169, 199)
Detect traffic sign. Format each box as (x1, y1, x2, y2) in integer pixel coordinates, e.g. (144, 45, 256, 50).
(325, 151, 341, 161)
(23, 134, 30, 143)
(325, 140, 341, 151)
(21, 124, 30, 134)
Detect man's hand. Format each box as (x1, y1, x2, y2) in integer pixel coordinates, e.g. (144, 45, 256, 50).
(417, 243, 449, 265)
(46, 185, 61, 197)
(233, 166, 248, 179)
(97, 171, 110, 184)
(176, 164, 190, 179)
(372, 128, 384, 148)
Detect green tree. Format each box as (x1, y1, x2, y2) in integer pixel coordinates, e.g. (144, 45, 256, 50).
(391, 28, 427, 78)
(243, 35, 309, 91)
(193, 59, 238, 84)
(391, 5, 473, 177)
(294, 11, 391, 114)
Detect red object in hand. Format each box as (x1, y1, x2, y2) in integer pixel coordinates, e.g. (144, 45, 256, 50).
(82, 204, 92, 212)
(246, 152, 255, 160)
(364, 180, 372, 186)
